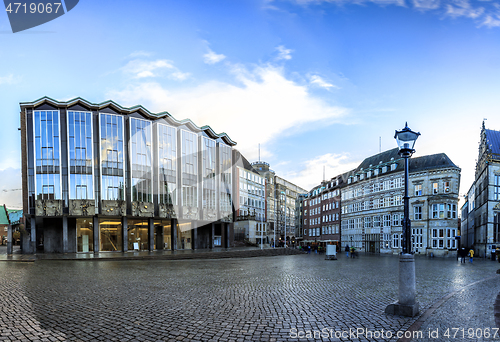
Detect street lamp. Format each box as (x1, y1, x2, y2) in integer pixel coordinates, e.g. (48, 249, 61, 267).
(385, 122, 420, 317)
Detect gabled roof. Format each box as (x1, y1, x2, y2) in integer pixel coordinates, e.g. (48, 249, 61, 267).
(485, 128, 500, 157)
(20, 96, 236, 146)
(356, 148, 401, 171)
(410, 153, 459, 172)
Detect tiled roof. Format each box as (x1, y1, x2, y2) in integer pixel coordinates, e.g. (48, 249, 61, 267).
(485, 129, 500, 156)
(410, 153, 459, 172)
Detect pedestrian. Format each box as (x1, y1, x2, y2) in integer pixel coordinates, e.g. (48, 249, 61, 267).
(460, 248, 467, 263)
(496, 247, 500, 263)
(345, 244, 350, 257)
(469, 248, 474, 263)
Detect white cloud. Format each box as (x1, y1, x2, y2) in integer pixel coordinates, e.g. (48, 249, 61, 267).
(203, 49, 226, 64)
(121, 58, 191, 81)
(0, 74, 16, 85)
(412, 0, 440, 10)
(276, 45, 293, 60)
(128, 51, 152, 58)
(481, 14, 500, 27)
(281, 153, 359, 191)
(309, 75, 338, 90)
(122, 59, 175, 78)
(274, 0, 500, 28)
(108, 64, 347, 161)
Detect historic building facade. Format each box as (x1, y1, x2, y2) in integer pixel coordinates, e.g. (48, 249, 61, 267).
(20, 97, 236, 254)
(233, 152, 267, 245)
(251, 161, 307, 247)
(462, 122, 500, 258)
(302, 175, 342, 249)
(340, 148, 461, 256)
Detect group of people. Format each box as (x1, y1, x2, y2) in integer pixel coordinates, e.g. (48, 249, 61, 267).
(458, 248, 475, 263)
(344, 245, 358, 258)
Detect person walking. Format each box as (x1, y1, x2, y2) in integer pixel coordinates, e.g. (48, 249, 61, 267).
(469, 248, 474, 264)
(460, 248, 467, 264)
(345, 244, 350, 257)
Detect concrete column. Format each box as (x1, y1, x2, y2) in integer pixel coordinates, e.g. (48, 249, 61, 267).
(221, 223, 226, 248)
(93, 216, 99, 253)
(210, 223, 215, 249)
(30, 217, 36, 254)
(7, 224, 12, 255)
(148, 218, 154, 251)
(62, 216, 68, 253)
(122, 217, 128, 252)
(171, 218, 177, 250)
(385, 253, 419, 316)
(156, 222, 163, 250)
(192, 221, 197, 250)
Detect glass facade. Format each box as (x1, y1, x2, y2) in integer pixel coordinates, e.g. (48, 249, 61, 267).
(219, 144, 232, 217)
(76, 218, 93, 252)
(68, 111, 94, 199)
(100, 113, 125, 201)
(130, 118, 152, 202)
(181, 130, 198, 208)
(178, 222, 192, 249)
(128, 219, 149, 250)
(155, 220, 171, 250)
(158, 124, 177, 205)
(202, 137, 216, 214)
(34, 110, 61, 200)
(24, 99, 237, 255)
(99, 219, 123, 251)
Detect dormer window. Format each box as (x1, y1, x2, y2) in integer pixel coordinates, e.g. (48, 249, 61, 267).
(382, 166, 387, 173)
(391, 163, 397, 171)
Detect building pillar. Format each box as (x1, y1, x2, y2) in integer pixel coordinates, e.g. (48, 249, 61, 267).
(7, 224, 12, 255)
(171, 218, 177, 250)
(122, 217, 128, 252)
(192, 221, 197, 250)
(221, 223, 227, 248)
(226, 223, 231, 248)
(93, 216, 99, 253)
(30, 217, 36, 254)
(148, 218, 154, 251)
(210, 223, 215, 249)
(156, 222, 163, 250)
(62, 216, 68, 253)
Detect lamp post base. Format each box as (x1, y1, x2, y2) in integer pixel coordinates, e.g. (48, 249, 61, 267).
(385, 253, 420, 317)
(385, 301, 419, 317)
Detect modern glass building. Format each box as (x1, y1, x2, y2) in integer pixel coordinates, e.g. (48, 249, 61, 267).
(20, 97, 236, 254)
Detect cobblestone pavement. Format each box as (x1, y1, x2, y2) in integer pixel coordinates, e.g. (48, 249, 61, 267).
(1, 252, 499, 342)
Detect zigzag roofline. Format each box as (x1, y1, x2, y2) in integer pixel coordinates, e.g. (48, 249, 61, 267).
(20, 96, 237, 146)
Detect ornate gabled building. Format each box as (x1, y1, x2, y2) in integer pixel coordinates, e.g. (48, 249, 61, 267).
(19, 97, 237, 254)
(340, 148, 460, 256)
(463, 122, 500, 257)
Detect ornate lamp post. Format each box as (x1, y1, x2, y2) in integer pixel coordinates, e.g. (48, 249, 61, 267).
(385, 122, 420, 317)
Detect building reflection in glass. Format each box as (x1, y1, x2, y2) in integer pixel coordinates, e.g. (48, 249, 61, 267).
(130, 118, 152, 203)
(68, 111, 94, 200)
(34, 110, 61, 200)
(100, 113, 124, 201)
(99, 219, 122, 251)
(181, 130, 198, 217)
(158, 124, 177, 206)
(178, 222, 192, 249)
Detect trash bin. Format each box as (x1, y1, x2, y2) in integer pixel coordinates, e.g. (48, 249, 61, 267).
(492, 251, 496, 261)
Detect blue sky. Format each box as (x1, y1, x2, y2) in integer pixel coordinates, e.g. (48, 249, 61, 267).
(2, 0, 500, 208)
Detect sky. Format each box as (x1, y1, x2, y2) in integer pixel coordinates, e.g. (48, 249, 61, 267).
(1, 0, 500, 209)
